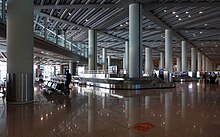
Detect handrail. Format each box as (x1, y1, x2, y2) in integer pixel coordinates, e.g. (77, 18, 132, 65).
(0, 7, 104, 64)
(84, 70, 107, 74)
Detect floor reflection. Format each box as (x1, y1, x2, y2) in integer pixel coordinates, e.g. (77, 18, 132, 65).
(0, 81, 219, 137)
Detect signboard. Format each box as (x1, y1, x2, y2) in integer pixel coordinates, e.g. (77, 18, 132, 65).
(77, 67, 85, 76)
(108, 66, 117, 74)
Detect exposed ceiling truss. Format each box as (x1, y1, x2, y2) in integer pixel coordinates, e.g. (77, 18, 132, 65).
(32, 0, 220, 65)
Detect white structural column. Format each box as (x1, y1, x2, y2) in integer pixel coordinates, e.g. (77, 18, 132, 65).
(88, 29, 97, 70)
(206, 57, 209, 72)
(123, 53, 126, 70)
(191, 48, 197, 73)
(197, 52, 202, 72)
(210, 60, 212, 71)
(102, 48, 107, 71)
(61, 65, 64, 74)
(159, 52, 164, 69)
(165, 29, 173, 72)
(7, 0, 34, 104)
(212, 64, 215, 71)
(188, 61, 191, 71)
(176, 57, 181, 72)
(207, 60, 210, 72)
(181, 41, 187, 72)
(59, 65, 63, 74)
(107, 55, 111, 68)
(213, 63, 216, 71)
(125, 41, 129, 72)
(69, 62, 73, 74)
(145, 48, 152, 75)
(202, 54, 206, 72)
(53, 66, 56, 75)
(129, 3, 142, 78)
(209, 60, 211, 72)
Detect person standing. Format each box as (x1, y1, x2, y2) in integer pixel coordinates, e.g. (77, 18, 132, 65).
(203, 72, 208, 85)
(65, 70, 71, 96)
(39, 73, 44, 83)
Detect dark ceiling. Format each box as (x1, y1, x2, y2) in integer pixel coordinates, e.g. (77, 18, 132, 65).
(2, 0, 220, 66)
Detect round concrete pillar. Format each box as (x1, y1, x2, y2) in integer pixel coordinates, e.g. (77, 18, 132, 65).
(165, 29, 173, 72)
(181, 41, 187, 72)
(7, 0, 34, 104)
(129, 3, 142, 78)
(145, 48, 152, 75)
(88, 29, 97, 70)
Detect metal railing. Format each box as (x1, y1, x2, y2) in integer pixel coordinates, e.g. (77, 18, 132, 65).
(0, 2, 103, 64)
(84, 70, 107, 74)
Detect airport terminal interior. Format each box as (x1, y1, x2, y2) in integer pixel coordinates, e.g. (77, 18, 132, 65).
(0, 0, 220, 137)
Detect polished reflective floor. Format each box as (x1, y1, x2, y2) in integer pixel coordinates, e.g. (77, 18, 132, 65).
(0, 81, 220, 137)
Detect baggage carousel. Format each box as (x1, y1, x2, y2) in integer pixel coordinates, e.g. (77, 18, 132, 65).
(172, 76, 199, 82)
(75, 77, 175, 90)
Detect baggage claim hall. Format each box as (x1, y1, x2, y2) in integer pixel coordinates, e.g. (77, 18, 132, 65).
(0, 0, 220, 137)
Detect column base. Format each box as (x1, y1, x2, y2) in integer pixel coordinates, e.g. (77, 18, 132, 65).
(6, 73, 33, 104)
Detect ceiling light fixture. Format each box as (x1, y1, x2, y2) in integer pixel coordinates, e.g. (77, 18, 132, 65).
(185, 11, 189, 14)
(172, 11, 176, 14)
(199, 11, 203, 14)
(188, 15, 191, 17)
(176, 15, 179, 17)
(179, 18, 182, 20)
(164, 9, 167, 12)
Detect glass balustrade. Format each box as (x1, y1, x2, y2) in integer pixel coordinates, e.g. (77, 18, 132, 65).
(33, 19, 83, 55)
(66, 39, 72, 51)
(0, 4, 102, 64)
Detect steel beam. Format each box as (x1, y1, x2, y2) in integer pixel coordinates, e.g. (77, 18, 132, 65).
(34, 4, 122, 10)
(35, 12, 125, 42)
(145, 2, 220, 10)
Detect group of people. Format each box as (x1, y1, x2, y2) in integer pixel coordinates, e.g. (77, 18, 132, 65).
(203, 72, 219, 84)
